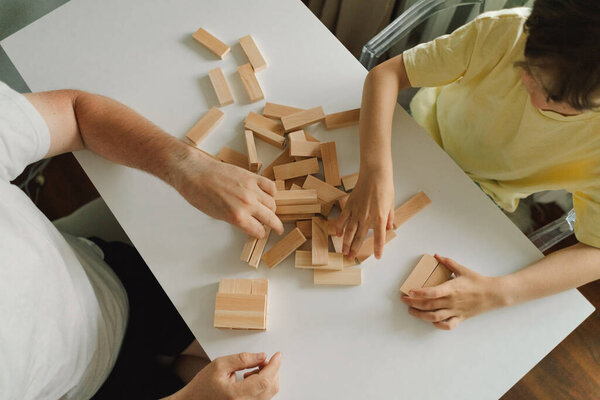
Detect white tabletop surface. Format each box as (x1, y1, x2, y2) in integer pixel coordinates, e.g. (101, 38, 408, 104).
(3, 1, 594, 398)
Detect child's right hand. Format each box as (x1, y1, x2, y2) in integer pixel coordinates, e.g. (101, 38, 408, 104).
(336, 166, 395, 259)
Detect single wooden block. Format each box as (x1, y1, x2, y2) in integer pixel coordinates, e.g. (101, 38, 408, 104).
(355, 230, 397, 263)
(218, 278, 236, 293)
(245, 121, 285, 148)
(273, 158, 319, 181)
(287, 130, 306, 141)
(290, 140, 321, 158)
(319, 200, 333, 217)
(263, 102, 304, 118)
(214, 293, 267, 330)
(281, 106, 326, 132)
(400, 254, 452, 295)
(304, 131, 320, 142)
(394, 191, 432, 229)
(285, 176, 306, 190)
(217, 146, 250, 170)
(245, 112, 284, 135)
(192, 28, 230, 59)
(238, 63, 264, 103)
(235, 278, 253, 294)
(343, 256, 358, 268)
(342, 172, 359, 191)
(302, 175, 346, 203)
(274, 189, 318, 205)
(320, 142, 341, 186)
(330, 235, 343, 253)
(241, 235, 258, 263)
(276, 203, 321, 215)
(296, 220, 312, 238)
(261, 227, 306, 268)
(326, 218, 338, 235)
(239, 35, 267, 72)
(248, 227, 271, 269)
(208, 67, 234, 106)
(324, 108, 360, 130)
(244, 130, 261, 172)
(261, 147, 294, 180)
(278, 213, 315, 222)
(295, 250, 344, 270)
(337, 194, 349, 210)
(314, 268, 362, 286)
(251, 279, 269, 295)
(275, 180, 285, 191)
(185, 106, 225, 145)
(311, 217, 329, 266)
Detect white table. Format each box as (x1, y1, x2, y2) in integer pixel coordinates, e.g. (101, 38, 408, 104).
(3, 1, 594, 398)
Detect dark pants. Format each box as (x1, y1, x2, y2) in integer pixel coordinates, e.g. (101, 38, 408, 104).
(90, 238, 194, 400)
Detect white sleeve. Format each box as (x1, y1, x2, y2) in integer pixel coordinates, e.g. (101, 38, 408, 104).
(0, 82, 50, 182)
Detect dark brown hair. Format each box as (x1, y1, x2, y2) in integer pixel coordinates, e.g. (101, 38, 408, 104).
(519, 0, 600, 110)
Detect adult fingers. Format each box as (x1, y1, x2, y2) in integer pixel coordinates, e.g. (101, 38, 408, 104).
(401, 295, 450, 311)
(433, 316, 462, 330)
(257, 176, 277, 197)
(235, 214, 266, 239)
(253, 203, 284, 235)
(255, 187, 276, 213)
(408, 307, 454, 323)
(214, 352, 267, 374)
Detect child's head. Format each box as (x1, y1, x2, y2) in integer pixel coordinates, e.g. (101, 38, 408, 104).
(518, 0, 600, 114)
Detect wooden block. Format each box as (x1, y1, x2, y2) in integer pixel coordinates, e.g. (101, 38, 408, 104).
(235, 278, 253, 294)
(238, 63, 264, 103)
(208, 67, 234, 106)
(245, 112, 284, 135)
(261, 147, 294, 180)
(239, 35, 267, 72)
(394, 191, 432, 229)
(295, 250, 344, 270)
(296, 220, 312, 238)
(287, 130, 306, 141)
(214, 293, 267, 330)
(290, 140, 321, 158)
(337, 194, 349, 210)
(183, 141, 221, 161)
(400, 254, 441, 295)
(274, 189, 318, 205)
(244, 130, 261, 172)
(302, 175, 346, 203)
(251, 279, 269, 295)
(320, 142, 341, 186)
(326, 218, 338, 235)
(261, 227, 306, 268)
(355, 230, 397, 263)
(314, 268, 361, 286)
(304, 131, 320, 142)
(278, 213, 315, 222)
(275, 180, 285, 191)
(273, 158, 319, 181)
(249, 227, 271, 269)
(241, 235, 258, 263)
(192, 28, 230, 59)
(290, 183, 303, 190)
(245, 121, 285, 148)
(276, 204, 321, 215)
(217, 146, 250, 170)
(343, 256, 358, 268)
(218, 278, 236, 293)
(424, 262, 452, 288)
(185, 106, 224, 145)
(263, 102, 304, 118)
(331, 235, 343, 253)
(281, 106, 326, 132)
(342, 172, 359, 191)
(285, 176, 306, 190)
(324, 108, 360, 130)
(319, 200, 333, 217)
(311, 217, 329, 265)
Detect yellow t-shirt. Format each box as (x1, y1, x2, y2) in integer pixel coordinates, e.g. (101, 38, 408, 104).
(403, 8, 600, 248)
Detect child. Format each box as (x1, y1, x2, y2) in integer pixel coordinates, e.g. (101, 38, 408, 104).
(336, 0, 600, 330)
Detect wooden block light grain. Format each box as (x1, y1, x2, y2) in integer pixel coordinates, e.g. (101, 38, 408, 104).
(208, 67, 234, 106)
(273, 158, 319, 181)
(399, 254, 451, 295)
(192, 28, 230, 59)
(185, 106, 224, 145)
(281, 106, 325, 132)
(238, 63, 264, 103)
(394, 191, 431, 229)
(324, 108, 360, 130)
(320, 142, 341, 186)
(261, 228, 306, 268)
(239, 35, 268, 72)
(263, 102, 304, 118)
(314, 268, 362, 286)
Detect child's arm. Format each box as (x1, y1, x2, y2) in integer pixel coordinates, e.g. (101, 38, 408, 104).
(401, 243, 600, 330)
(336, 54, 413, 259)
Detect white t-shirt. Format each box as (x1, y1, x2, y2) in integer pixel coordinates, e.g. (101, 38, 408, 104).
(0, 82, 128, 399)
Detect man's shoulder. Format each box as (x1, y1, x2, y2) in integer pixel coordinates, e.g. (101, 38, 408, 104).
(474, 7, 531, 28)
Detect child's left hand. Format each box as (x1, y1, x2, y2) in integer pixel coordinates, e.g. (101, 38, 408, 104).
(400, 254, 507, 330)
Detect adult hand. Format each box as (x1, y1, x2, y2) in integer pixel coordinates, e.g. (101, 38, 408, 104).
(171, 352, 281, 400)
(400, 255, 506, 330)
(336, 167, 394, 259)
(177, 152, 284, 239)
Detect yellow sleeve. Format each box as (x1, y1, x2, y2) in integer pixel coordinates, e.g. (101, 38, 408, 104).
(573, 189, 600, 248)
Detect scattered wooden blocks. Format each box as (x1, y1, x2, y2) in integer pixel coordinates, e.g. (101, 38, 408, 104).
(244, 130, 261, 172)
(217, 146, 250, 170)
(273, 158, 319, 181)
(241, 235, 258, 263)
(238, 63, 264, 103)
(320, 142, 341, 186)
(261, 147, 294, 180)
(261, 227, 306, 268)
(281, 106, 325, 132)
(192, 28, 230, 59)
(302, 175, 346, 203)
(314, 268, 362, 286)
(249, 227, 271, 269)
(263, 102, 304, 118)
(355, 230, 397, 263)
(311, 217, 328, 266)
(274, 189, 318, 205)
(295, 250, 344, 270)
(394, 191, 431, 229)
(239, 35, 267, 72)
(214, 278, 268, 330)
(342, 172, 359, 191)
(296, 220, 312, 238)
(245, 122, 285, 149)
(400, 254, 452, 295)
(290, 140, 321, 158)
(324, 108, 360, 130)
(185, 106, 225, 145)
(208, 67, 234, 106)
(245, 112, 284, 135)
(276, 204, 321, 215)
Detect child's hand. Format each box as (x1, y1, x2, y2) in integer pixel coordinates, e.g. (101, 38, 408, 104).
(400, 255, 507, 330)
(336, 167, 395, 259)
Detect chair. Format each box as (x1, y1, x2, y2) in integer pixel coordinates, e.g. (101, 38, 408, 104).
(359, 0, 575, 252)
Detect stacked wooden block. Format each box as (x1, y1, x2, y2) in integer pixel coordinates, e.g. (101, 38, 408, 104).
(214, 278, 268, 330)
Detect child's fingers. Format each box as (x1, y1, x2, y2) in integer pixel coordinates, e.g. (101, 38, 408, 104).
(386, 209, 394, 230)
(434, 254, 467, 276)
(373, 220, 386, 259)
(342, 219, 358, 255)
(349, 223, 368, 258)
(408, 307, 454, 323)
(401, 295, 449, 311)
